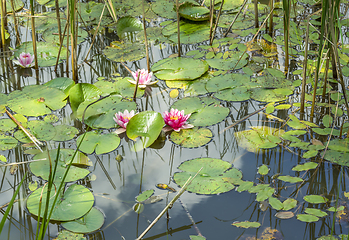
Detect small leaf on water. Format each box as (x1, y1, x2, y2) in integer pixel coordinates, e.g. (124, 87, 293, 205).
(258, 164, 269, 175)
(297, 214, 319, 223)
(269, 197, 284, 210)
(28, 181, 38, 192)
(304, 208, 328, 217)
(170, 89, 179, 98)
(143, 195, 163, 204)
(302, 150, 318, 159)
(133, 203, 144, 214)
(275, 211, 294, 219)
(282, 198, 297, 211)
(0, 154, 6, 162)
(236, 181, 254, 193)
(303, 195, 328, 204)
(344, 192, 349, 199)
(136, 189, 154, 203)
(327, 206, 345, 212)
(278, 175, 303, 183)
(259, 200, 269, 211)
(292, 162, 318, 171)
(232, 221, 261, 228)
(189, 235, 206, 240)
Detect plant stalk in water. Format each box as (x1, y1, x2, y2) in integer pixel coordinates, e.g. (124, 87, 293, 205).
(176, 0, 181, 57)
(210, 0, 224, 45)
(30, 0, 38, 69)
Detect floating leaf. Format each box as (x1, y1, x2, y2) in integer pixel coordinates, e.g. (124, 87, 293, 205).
(179, 3, 210, 21)
(170, 127, 213, 148)
(171, 97, 229, 127)
(173, 158, 242, 194)
(7, 85, 66, 117)
(304, 195, 328, 204)
(305, 208, 328, 217)
(269, 197, 283, 210)
(126, 111, 164, 151)
(278, 175, 303, 183)
(27, 184, 94, 221)
(69, 83, 102, 112)
(31, 149, 90, 182)
(282, 198, 297, 211)
(136, 189, 154, 203)
(61, 208, 104, 234)
(0, 155, 6, 162)
(44, 114, 59, 123)
(52, 125, 79, 141)
(235, 126, 284, 152)
(275, 211, 294, 219)
(44, 77, 75, 95)
(292, 162, 318, 171)
(236, 181, 254, 192)
(76, 132, 121, 155)
(170, 89, 179, 98)
(303, 150, 318, 159)
(116, 16, 143, 40)
(103, 41, 146, 62)
(162, 21, 210, 44)
(55, 230, 86, 240)
(152, 57, 208, 81)
(232, 221, 261, 228)
(297, 214, 319, 222)
(323, 114, 333, 128)
(0, 134, 18, 151)
(324, 139, 349, 167)
(143, 195, 163, 204)
(0, 119, 17, 132)
(258, 164, 269, 175)
(190, 236, 206, 240)
(133, 203, 144, 214)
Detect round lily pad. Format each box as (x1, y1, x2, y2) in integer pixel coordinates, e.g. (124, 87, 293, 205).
(55, 230, 86, 240)
(26, 184, 94, 221)
(152, 57, 208, 81)
(14, 120, 56, 142)
(14, 42, 67, 67)
(0, 118, 17, 132)
(30, 149, 90, 182)
(173, 158, 242, 194)
(303, 195, 328, 204)
(76, 131, 121, 155)
(179, 3, 210, 21)
(61, 207, 105, 233)
(170, 127, 213, 148)
(68, 83, 102, 113)
(103, 41, 146, 62)
(234, 126, 285, 152)
(116, 16, 143, 40)
(250, 88, 289, 103)
(323, 139, 349, 166)
(7, 85, 67, 117)
(76, 94, 136, 129)
(152, 0, 197, 19)
(44, 77, 75, 95)
(0, 134, 18, 151)
(171, 96, 229, 127)
(297, 214, 319, 223)
(162, 21, 210, 44)
(94, 78, 144, 98)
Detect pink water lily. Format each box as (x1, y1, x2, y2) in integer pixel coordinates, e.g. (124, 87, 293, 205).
(16, 52, 35, 68)
(163, 108, 194, 132)
(128, 69, 158, 88)
(113, 109, 135, 134)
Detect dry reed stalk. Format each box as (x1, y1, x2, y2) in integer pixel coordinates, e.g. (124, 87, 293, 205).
(210, 0, 224, 45)
(176, 0, 181, 57)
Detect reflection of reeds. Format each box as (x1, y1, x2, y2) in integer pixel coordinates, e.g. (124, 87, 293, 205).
(282, 0, 290, 70)
(176, 0, 181, 57)
(29, 0, 38, 70)
(0, 0, 6, 48)
(68, 0, 78, 81)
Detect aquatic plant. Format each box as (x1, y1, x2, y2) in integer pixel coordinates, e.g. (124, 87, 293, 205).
(14, 52, 34, 68)
(163, 108, 193, 132)
(128, 69, 158, 88)
(114, 109, 136, 134)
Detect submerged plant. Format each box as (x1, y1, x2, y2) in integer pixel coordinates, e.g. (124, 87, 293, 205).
(128, 69, 158, 88)
(163, 108, 193, 132)
(14, 52, 35, 68)
(114, 109, 136, 134)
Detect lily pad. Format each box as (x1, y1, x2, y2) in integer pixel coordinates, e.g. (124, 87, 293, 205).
(30, 149, 90, 182)
(126, 111, 164, 151)
(304, 195, 328, 204)
(152, 0, 197, 19)
(76, 94, 137, 129)
(323, 139, 349, 166)
(0, 119, 17, 132)
(14, 120, 56, 142)
(76, 131, 121, 155)
(69, 83, 102, 113)
(152, 57, 208, 81)
(14, 42, 67, 67)
(283, 198, 298, 211)
(278, 175, 303, 183)
(234, 126, 284, 152)
(26, 184, 94, 221)
(275, 211, 294, 219)
(170, 127, 213, 148)
(55, 230, 86, 240)
(0, 134, 18, 151)
(250, 88, 289, 103)
(173, 158, 242, 194)
(116, 16, 143, 40)
(103, 41, 146, 62)
(136, 189, 154, 203)
(7, 85, 67, 117)
(292, 162, 318, 171)
(297, 214, 319, 223)
(44, 77, 75, 95)
(61, 207, 105, 233)
(94, 78, 145, 98)
(179, 3, 210, 21)
(305, 208, 328, 217)
(171, 96, 229, 127)
(232, 221, 261, 228)
(162, 21, 210, 44)
(51, 125, 79, 141)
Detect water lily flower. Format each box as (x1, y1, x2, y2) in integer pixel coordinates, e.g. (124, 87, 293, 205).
(113, 109, 135, 134)
(128, 69, 158, 88)
(15, 52, 35, 68)
(163, 108, 194, 132)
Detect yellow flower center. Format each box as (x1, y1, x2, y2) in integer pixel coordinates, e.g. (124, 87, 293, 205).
(170, 116, 178, 121)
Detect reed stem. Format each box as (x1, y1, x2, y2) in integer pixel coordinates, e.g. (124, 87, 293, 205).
(210, 0, 224, 45)
(142, 0, 150, 71)
(176, 0, 181, 57)
(223, 0, 247, 37)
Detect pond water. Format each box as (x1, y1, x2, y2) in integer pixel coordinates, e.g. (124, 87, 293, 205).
(1, 0, 349, 240)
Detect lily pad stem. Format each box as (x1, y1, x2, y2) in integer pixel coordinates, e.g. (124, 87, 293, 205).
(136, 167, 203, 240)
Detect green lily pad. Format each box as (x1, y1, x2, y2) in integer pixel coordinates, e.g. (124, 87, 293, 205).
(171, 96, 229, 127)
(126, 111, 164, 151)
(27, 184, 94, 221)
(269, 197, 283, 210)
(305, 208, 328, 217)
(162, 21, 210, 44)
(116, 16, 143, 40)
(5, 0, 24, 12)
(44, 77, 75, 95)
(304, 195, 328, 204)
(44, 114, 59, 123)
(173, 158, 242, 194)
(14, 42, 67, 67)
(189, 235, 206, 240)
(214, 86, 250, 102)
(56, 230, 86, 240)
(14, 120, 56, 142)
(152, 57, 208, 81)
(297, 214, 319, 223)
(232, 221, 261, 228)
(323, 139, 349, 166)
(76, 94, 137, 129)
(52, 125, 79, 141)
(152, 0, 197, 19)
(170, 127, 212, 148)
(179, 3, 210, 21)
(283, 198, 297, 211)
(7, 85, 67, 117)
(94, 78, 145, 98)
(258, 164, 269, 175)
(103, 41, 146, 62)
(30, 149, 90, 182)
(0, 134, 18, 151)
(76, 132, 121, 155)
(0, 118, 17, 132)
(292, 162, 318, 171)
(69, 83, 102, 113)
(250, 88, 289, 103)
(206, 57, 248, 71)
(278, 175, 303, 183)
(136, 189, 154, 203)
(61, 207, 105, 233)
(234, 126, 284, 152)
